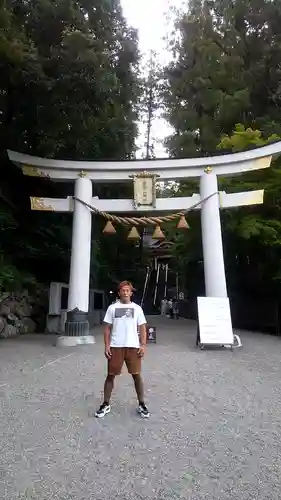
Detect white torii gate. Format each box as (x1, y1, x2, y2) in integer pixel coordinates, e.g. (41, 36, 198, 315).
(7, 142, 281, 345)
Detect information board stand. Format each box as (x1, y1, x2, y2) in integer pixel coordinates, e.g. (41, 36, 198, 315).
(197, 296, 242, 350)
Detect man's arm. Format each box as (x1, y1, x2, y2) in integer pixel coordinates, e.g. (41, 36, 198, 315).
(104, 323, 111, 348)
(139, 323, 147, 347)
(103, 306, 113, 358)
(137, 307, 147, 356)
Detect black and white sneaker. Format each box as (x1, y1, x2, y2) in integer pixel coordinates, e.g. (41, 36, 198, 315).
(95, 403, 111, 418)
(138, 403, 150, 418)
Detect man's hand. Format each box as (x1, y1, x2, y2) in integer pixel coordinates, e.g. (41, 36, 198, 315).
(105, 345, 112, 359)
(138, 345, 146, 358)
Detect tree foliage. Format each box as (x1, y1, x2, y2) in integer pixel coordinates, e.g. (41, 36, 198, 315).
(164, 0, 281, 156)
(164, 0, 281, 299)
(138, 51, 163, 159)
(0, 0, 141, 291)
(218, 126, 281, 294)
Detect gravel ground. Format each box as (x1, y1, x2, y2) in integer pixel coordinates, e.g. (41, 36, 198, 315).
(0, 317, 281, 500)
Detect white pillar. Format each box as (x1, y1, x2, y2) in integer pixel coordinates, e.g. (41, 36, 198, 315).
(200, 171, 227, 298)
(68, 176, 92, 311)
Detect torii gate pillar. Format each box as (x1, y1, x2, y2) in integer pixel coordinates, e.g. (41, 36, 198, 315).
(200, 171, 227, 297)
(62, 175, 93, 344)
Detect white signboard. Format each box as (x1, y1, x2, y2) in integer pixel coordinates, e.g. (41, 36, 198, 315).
(197, 296, 234, 345)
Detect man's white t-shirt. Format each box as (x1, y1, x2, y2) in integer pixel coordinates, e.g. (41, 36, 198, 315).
(103, 301, 147, 348)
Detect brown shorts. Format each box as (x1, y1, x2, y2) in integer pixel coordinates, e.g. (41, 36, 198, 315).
(108, 347, 141, 376)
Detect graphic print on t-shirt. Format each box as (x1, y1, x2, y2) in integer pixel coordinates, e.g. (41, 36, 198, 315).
(114, 307, 135, 319)
(103, 301, 147, 348)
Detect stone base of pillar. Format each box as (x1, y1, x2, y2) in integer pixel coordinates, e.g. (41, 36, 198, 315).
(56, 334, 95, 347)
(65, 318, 89, 337)
(56, 308, 95, 347)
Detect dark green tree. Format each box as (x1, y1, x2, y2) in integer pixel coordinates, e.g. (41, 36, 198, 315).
(164, 0, 281, 156)
(138, 51, 163, 159)
(0, 0, 141, 290)
(163, 0, 281, 303)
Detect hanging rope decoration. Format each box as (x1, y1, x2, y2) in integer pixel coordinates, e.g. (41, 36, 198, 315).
(73, 192, 219, 240)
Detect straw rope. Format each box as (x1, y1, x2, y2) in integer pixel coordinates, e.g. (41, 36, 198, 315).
(73, 191, 219, 226)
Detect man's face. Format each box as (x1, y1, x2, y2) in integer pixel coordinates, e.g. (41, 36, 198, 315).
(119, 286, 132, 303)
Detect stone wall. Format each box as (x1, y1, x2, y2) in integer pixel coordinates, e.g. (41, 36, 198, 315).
(0, 290, 48, 339)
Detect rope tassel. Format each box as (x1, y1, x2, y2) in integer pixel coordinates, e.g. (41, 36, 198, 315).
(127, 226, 140, 240)
(152, 225, 165, 240)
(103, 220, 116, 234)
(177, 215, 189, 229)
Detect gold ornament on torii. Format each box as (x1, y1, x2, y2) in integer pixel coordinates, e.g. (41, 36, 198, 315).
(22, 165, 50, 178)
(204, 166, 213, 174)
(30, 197, 54, 211)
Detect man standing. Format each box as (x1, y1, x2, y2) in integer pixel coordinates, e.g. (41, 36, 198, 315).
(172, 298, 179, 320)
(95, 281, 150, 419)
(161, 298, 168, 315)
(167, 298, 173, 319)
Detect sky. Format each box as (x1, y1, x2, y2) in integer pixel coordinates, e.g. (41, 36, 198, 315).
(121, 0, 184, 158)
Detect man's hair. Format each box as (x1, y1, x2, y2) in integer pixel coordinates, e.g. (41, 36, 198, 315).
(118, 280, 134, 291)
